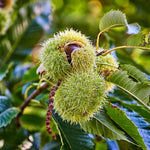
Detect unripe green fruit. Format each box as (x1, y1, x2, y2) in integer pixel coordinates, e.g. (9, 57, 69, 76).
(54, 72, 105, 124)
(96, 48, 119, 93)
(39, 29, 94, 80)
(40, 41, 71, 80)
(0, 10, 10, 35)
(54, 29, 91, 47)
(71, 45, 95, 73)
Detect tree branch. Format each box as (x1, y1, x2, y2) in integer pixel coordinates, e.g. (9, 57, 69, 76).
(96, 49, 107, 56)
(16, 82, 49, 127)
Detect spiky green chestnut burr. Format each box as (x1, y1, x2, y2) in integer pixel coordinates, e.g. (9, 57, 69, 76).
(0, 10, 10, 35)
(54, 72, 105, 124)
(71, 44, 95, 72)
(54, 29, 91, 47)
(96, 48, 119, 93)
(40, 40, 71, 80)
(39, 29, 94, 80)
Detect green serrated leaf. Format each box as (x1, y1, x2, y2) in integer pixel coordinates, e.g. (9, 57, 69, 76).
(0, 5, 43, 66)
(126, 32, 150, 48)
(21, 106, 46, 131)
(0, 119, 29, 149)
(40, 120, 59, 149)
(0, 96, 12, 113)
(0, 107, 19, 128)
(0, 62, 13, 81)
(121, 64, 149, 83)
(53, 112, 94, 150)
(81, 111, 135, 144)
(126, 32, 144, 46)
(22, 65, 39, 82)
(105, 102, 147, 150)
(116, 50, 150, 75)
(99, 10, 127, 33)
(107, 70, 150, 104)
(40, 127, 52, 149)
(117, 140, 143, 150)
(109, 96, 150, 124)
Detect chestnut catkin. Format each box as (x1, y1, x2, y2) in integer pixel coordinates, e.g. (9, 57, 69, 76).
(46, 80, 62, 140)
(54, 72, 105, 124)
(96, 48, 119, 93)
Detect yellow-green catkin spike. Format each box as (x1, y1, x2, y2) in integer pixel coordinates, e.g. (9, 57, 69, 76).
(54, 72, 106, 124)
(96, 48, 119, 93)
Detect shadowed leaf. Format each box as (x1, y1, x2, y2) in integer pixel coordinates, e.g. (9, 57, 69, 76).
(105, 102, 147, 150)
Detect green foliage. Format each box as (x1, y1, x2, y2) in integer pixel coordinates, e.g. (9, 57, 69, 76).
(0, 121, 29, 149)
(108, 88, 150, 149)
(105, 102, 147, 150)
(107, 70, 150, 105)
(21, 106, 46, 131)
(0, 5, 43, 66)
(0, 107, 19, 128)
(0, 96, 12, 112)
(126, 32, 144, 46)
(116, 49, 150, 75)
(81, 110, 130, 141)
(95, 138, 107, 150)
(126, 31, 150, 48)
(99, 10, 127, 33)
(0, 2, 150, 150)
(22, 65, 39, 82)
(109, 96, 150, 124)
(0, 62, 13, 81)
(121, 64, 149, 83)
(0, 10, 10, 35)
(0, 96, 19, 128)
(53, 112, 94, 150)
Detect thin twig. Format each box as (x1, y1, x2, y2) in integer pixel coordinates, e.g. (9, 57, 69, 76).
(96, 46, 150, 56)
(16, 82, 49, 127)
(96, 49, 107, 56)
(96, 32, 102, 50)
(101, 46, 150, 56)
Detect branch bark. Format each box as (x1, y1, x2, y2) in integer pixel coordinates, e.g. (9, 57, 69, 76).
(96, 49, 107, 56)
(16, 82, 49, 127)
